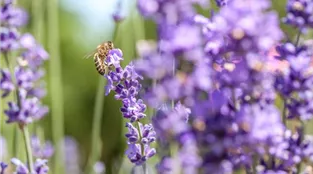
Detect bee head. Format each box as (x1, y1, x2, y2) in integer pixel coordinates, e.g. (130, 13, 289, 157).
(107, 41, 114, 48)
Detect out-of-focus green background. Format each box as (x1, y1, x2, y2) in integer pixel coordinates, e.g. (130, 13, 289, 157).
(2, 0, 310, 173)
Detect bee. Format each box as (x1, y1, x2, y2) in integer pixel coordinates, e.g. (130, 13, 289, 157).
(85, 41, 114, 75)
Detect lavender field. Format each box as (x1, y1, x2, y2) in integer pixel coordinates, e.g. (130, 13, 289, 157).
(1, 0, 313, 173)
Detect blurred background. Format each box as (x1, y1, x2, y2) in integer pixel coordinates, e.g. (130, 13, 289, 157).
(1, 0, 307, 173)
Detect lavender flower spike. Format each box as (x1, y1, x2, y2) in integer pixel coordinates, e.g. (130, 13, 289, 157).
(0, 162, 8, 174)
(31, 135, 54, 159)
(11, 158, 49, 174)
(104, 48, 156, 165)
(283, 0, 313, 30)
(5, 89, 49, 124)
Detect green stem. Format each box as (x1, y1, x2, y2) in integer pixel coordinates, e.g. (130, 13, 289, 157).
(85, 77, 106, 174)
(3, 53, 21, 158)
(295, 30, 301, 47)
(47, 0, 65, 172)
(32, 0, 44, 44)
(252, 155, 257, 174)
(282, 99, 287, 126)
(136, 121, 144, 157)
(142, 163, 147, 174)
(231, 88, 238, 111)
(21, 125, 34, 173)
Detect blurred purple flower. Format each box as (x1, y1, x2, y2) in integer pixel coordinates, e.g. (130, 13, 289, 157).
(93, 161, 105, 174)
(153, 103, 200, 173)
(274, 43, 313, 120)
(63, 136, 81, 174)
(215, 0, 231, 6)
(20, 33, 49, 70)
(0, 27, 20, 52)
(0, 0, 28, 27)
(112, 0, 124, 23)
(238, 103, 284, 143)
(31, 135, 54, 159)
(0, 136, 7, 160)
(283, 0, 313, 30)
(4, 89, 49, 124)
(11, 158, 49, 174)
(135, 51, 174, 80)
(209, 0, 283, 57)
(0, 68, 14, 97)
(269, 129, 313, 169)
(0, 162, 7, 174)
(156, 156, 172, 174)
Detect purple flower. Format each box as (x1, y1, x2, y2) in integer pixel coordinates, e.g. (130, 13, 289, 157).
(0, 162, 7, 174)
(124, 122, 156, 164)
(269, 128, 313, 169)
(0, 0, 28, 27)
(209, 0, 283, 57)
(0, 27, 20, 52)
(31, 135, 54, 159)
(0, 68, 14, 97)
(5, 89, 49, 124)
(125, 143, 156, 165)
(11, 158, 49, 174)
(112, 0, 124, 23)
(104, 48, 156, 165)
(63, 137, 81, 174)
(274, 43, 313, 120)
(104, 50, 145, 122)
(93, 161, 105, 174)
(0, 136, 7, 160)
(238, 103, 284, 143)
(135, 51, 174, 80)
(20, 33, 49, 70)
(153, 103, 200, 173)
(283, 0, 313, 30)
(215, 0, 231, 7)
(156, 157, 172, 174)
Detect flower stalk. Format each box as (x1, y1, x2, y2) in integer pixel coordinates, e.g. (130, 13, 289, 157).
(21, 125, 34, 173)
(85, 77, 105, 174)
(47, 0, 65, 172)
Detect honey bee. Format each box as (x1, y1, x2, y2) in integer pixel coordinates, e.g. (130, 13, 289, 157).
(85, 41, 114, 75)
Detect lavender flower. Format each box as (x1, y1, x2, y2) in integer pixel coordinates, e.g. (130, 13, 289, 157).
(274, 42, 313, 120)
(0, 0, 28, 27)
(31, 135, 54, 159)
(0, 33, 49, 125)
(112, 0, 124, 22)
(156, 157, 172, 174)
(0, 27, 19, 52)
(270, 129, 313, 170)
(4, 89, 48, 124)
(0, 162, 7, 174)
(283, 0, 313, 30)
(93, 161, 105, 174)
(0, 68, 14, 97)
(208, 0, 283, 58)
(0, 136, 7, 160)
(215, 0, 231, 6)
(11, 158, 49, 174)
(63, 136, 81, 174)
(153, 103, 200, 173)
(104, 48, 156, 165)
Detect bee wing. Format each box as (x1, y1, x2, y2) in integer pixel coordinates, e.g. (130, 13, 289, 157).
(83, 49, 97, 59)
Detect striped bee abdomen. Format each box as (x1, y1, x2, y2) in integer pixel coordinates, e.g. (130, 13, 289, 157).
(94, 53, 106, 75)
